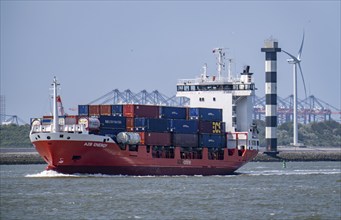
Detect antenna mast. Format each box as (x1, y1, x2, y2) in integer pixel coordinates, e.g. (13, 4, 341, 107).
(227, 58, 233, 81)
(202, 63, 207, 79)
(52, 77, 60, 133)
(213, 48, 226, 81)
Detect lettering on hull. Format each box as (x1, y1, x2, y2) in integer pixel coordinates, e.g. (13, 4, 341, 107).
(58, 158, 64, 164)
(177, 159, 192, 165)
(84, 142, 107, 148)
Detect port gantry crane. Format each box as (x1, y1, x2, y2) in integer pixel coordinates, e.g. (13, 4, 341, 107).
(253, 95, 340, 124)
(57, 89, 340, 125)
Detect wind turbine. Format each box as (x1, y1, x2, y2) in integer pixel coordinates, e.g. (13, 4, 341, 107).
(282, 32, 307, 146)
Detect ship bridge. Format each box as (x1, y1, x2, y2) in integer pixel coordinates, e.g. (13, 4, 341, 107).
(176, 69, 256, 94)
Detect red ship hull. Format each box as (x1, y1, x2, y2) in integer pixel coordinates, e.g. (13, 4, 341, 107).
(31, 133, 258, 176)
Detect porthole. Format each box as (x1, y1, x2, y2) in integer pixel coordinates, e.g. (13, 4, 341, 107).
(67, 137, 70, 140)
(47, 136, 51, 140)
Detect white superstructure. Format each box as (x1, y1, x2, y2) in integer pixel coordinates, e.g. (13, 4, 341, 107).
(176, 48, 258, 149)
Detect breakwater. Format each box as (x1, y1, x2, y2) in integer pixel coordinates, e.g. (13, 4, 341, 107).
(253, 151, 341, 162)
(1, 147, 340, 165)
(0, 153, 45, 165)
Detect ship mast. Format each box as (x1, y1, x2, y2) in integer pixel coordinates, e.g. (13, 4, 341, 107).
(52, 77, 60, 133)
(201, 63, 208, 80)
(213, 48, 226, 81)
(227, 58, 233, 81)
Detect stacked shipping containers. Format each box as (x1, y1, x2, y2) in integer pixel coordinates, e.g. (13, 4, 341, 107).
(77, 104, 227, 148)
(123, 105, 170, 145)
(189, 108, 226, 148)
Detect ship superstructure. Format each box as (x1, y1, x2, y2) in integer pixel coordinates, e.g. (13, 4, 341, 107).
(176, 48, 258, 150)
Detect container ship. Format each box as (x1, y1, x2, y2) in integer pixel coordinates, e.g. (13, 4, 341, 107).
(30, 48, 259, 175)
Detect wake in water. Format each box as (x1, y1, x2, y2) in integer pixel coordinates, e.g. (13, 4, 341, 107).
(25, 170, 81, 178)
(25, 166, 341, 178)
(25, 169, 211, 178)
(25, 171, 207, 178)
(25, 170, 127, 178)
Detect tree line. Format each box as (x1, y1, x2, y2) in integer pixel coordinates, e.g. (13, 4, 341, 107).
(255, 120, 341, 147)
(0, 120, 340, 148)
(0, 124, 32, 148)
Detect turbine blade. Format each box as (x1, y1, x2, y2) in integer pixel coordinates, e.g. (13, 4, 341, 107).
(298, 62, 307, 99)
(282, 50, 299, 62)
(297, 31, 305, 60)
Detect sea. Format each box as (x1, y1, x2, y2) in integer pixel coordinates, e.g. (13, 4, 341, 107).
(0, 162, 340, 220)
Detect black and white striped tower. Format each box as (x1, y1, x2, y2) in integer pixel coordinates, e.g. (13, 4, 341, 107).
(261, 39, 281, 153)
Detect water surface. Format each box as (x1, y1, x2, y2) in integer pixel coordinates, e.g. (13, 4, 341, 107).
(1, 162, 340, 220)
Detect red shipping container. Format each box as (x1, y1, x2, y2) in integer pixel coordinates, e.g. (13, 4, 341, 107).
(139, 132, 172, 146)
(138, 132, 145, 145)
(123, 104, 159, 118)
(136, 105, 160, 118)
(100, 105, 112, 116)
(126, 117, 134, 131)
(89, 105, 100, 116)
(123, 104, 134, 117)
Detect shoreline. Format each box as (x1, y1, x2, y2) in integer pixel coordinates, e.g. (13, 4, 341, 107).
(1, 147, 340, 165)
(253, 151, 341, 162)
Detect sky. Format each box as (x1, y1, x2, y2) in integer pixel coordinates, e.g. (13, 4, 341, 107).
(1, 1, 340, 123)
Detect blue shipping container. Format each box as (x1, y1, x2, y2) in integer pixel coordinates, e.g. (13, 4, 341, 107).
(112, 105, 123, 116)
(134, 118, 170, 132)
(99, 128, 125, 135)
(99, 116, 126, 129)
(78, 105, 89, 116)
(189, 108, 222, 121)
(159, 106, 187, 119)
(170, 119, 198, 134)
(199, 133, 226, 148)
(99, 128, 125, 140)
